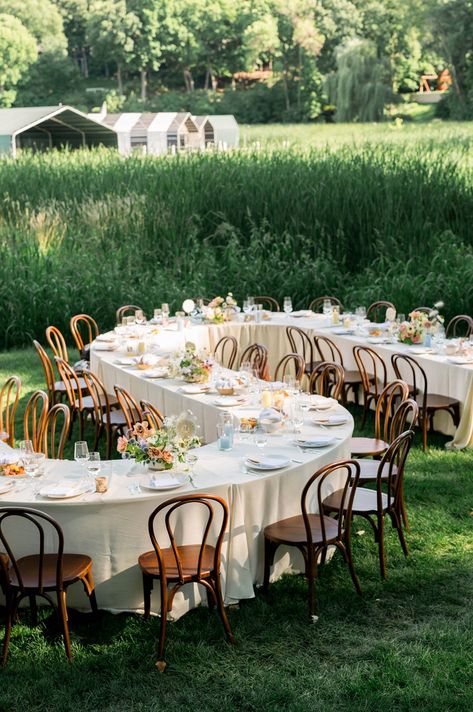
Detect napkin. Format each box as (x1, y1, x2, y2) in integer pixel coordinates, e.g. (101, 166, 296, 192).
(42, 482, 84, 497)
(259, 407, 282, 423)
(149, 474, 179, 487)
(291, 310, 314, 318)
(295, 437, 336, 447)
(96, 332, 117, 342)
(0, 442, 19, 465)
(312, 414, 347, 425)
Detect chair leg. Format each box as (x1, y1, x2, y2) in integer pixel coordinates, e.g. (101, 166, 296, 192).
(343, 535, 362, 596)
(29, 594, 38, 625)
(262, 538, 276, 592)
(106, 425, 112, 460)
(79, 411, 85, 441)
(306, 550, 318, 621)
(422, 413, 428, 451)
(206, 582, 216, 611)
(143, 574, 152, 620)
(377, 514, 387, 580)
(400, 481, 410, 531)
(1, 594, 14, 666)
(156, 577, 168, 672)
(212, 573, 234, 643)
(391, 510, 409, 557)
(57, 590, 72, 661)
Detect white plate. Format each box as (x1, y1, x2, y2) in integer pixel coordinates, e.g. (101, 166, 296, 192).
(245, 454, 290, 470)
(140, 472, 189, 491)
(291, 310, 314, 318)
(115, 357, 136, 366)
(312, 415, 348, 426)
(39, 481, 91, 499)
(96, 333, 117, 343)
(93, 342, 118, 351)
(294, 437, 337, 448)
(447, 356, 473, 365)
(309, 396, 338, 411)
(180, 384, 211, 395)
(213, 396, 247, 407)
(0, 480, 15, 495)
(331, 327, 355, 335)
(408, 347, 434, 355)
(366, 337, 388, 344)
(140, 368, 169, 379)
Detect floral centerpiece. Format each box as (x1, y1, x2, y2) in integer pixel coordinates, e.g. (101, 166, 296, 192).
(204, 293, 238, 324)
(398, 302, 444, 345)
(118, 411, 201, 471)
(170, 341, 213, 383)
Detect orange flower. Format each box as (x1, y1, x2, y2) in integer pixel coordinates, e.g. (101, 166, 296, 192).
(117, 435, 128, 453)
(132, 421, 154, 438)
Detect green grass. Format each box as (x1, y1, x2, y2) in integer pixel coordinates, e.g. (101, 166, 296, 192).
(1, 349, 473, 711)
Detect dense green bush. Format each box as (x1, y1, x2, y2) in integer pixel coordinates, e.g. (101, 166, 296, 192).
(1, 137, 473, 349)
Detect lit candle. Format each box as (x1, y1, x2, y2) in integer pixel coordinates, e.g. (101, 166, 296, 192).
(262, 390, 272, 408)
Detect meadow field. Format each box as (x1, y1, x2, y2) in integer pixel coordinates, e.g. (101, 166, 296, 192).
(1, 122, 473, 349)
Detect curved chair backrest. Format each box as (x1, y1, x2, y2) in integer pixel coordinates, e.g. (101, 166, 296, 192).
(286, 326, 316, 371)
(446, 315, 473, 338)
(0, 376, 21, 447)
(33, 340, 57, 404)
(70, 314, 100, 354)
(140, 400, 164, 430)
(391, 397, 419, 442)
(213, 336, 238, 370)
(193, 297, 211, 306)
(81, 370, 114, 425)
(302, 460, 360, 548)
(55, 357, 83, 411)
(147, 494, 229, 583)
(274, 353, 305, 383)
(373, 379, 409, 442)
(23, 390, 49, 452)
(116, 305, 144, 324)
(353, 345, 387, 400)
(366, 300, 396, 323)
(0, 507, 65, 594)
(308, 361, 345, 400)
(46, 326, 68, 363)
(308, 296, 343, 313)
(239, 343, 269, 380)
(253, 296, 280, 312)
(375, 430, 415, 511)
(114, 385, 142, 432)
(41, 404, 70, 459)
(314, 335, 344, 366)
(411, 307, 431, 315)
(391, 354, 428, 415)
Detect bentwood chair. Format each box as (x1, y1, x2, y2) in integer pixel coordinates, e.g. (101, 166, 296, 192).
(308, 296, 343, 313)
(411, 307, 431, 315)
(114, 385, 143, 432)
(253, 296, 280, 312)
(23, 390, 49, 452)
(308, 362, 345, 401)
(55, 357, 104, 440)
(81, 370, 128, 458)
(323, 430, 415, 579)
(46, 326, 69, 363)
(139, 493, 234, 671)
(0, 507, 97, 664)
(314, 335, 361, 404)
(40, 404, 71, 459)
(263, 460, 361, 621)
(213, 336, 238, 370)
(286, 326, 319, 378)
(0, 376, 21, 446)
(391, 353, 460, 450)
(350, 380, 409, 458)
(70, 314, 100, 359)
(116, 305, 145, 324)
(34, 340, 70, 405)
(140, 400, 164, 430)
(273, 353, 305, 383)
(446, 315, 473, 338)
(353, 346, 388, 427)
(239, 343, 269, 380)
(366, 301, 396, 323)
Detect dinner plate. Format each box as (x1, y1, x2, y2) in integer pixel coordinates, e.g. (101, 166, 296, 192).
(294, 437, 337, 448)
(407, 346, 434, 355)
(309, 396, 338, 411)
(180, 384, 211, 395)
(96, 333, 117, 343)
(447, 356, 473, 365)
(0, 480, 15, 495)
(213, 396, 247, 407)
(139, 472, 189, 491)
(366, 337, 388, 344)
(140, 368, 169, 379)
(331, 327, 355, 335)
(39, 481, 91, 499)
(291, 310, 314, 318)
(245, 454, 290, 470)
(93, 342, 118, 351)
(312, 415, 348, 426)
(115, 357, 136, 366)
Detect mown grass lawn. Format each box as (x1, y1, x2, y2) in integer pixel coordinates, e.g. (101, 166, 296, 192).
(1, 349, 473, 711)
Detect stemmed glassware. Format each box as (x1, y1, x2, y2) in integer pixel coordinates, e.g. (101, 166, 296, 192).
(19, 440, 38, 477)
(283, 296, 293, 317)
(74, 441, 89, 476)
(87, 452, 101, 477)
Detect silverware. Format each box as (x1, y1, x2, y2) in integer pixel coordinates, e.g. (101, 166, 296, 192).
(291, 458, 303, 463)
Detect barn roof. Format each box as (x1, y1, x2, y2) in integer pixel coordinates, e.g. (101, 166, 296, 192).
(0, 105, 117, 141)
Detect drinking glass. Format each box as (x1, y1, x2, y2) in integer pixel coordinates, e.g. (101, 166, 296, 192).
(299, 393, 311, 414)
(154, 308, 162, 320)
(397, 314, 406, 324)
(87, 452, 101, 477)
(254, 432, 267, 449)
(185, 452, 198, 486)
(291, 403, 304, 433)
(283, 374, 296, 393)
(74, 441, 89, 473)
(283, 297, 293, 317)
(161, 303, 170, 320)
(18, 439, 34, 465)
(217, 423, 232, 451)
(135, 309, 145, 325)
(323, 299, 332, 317)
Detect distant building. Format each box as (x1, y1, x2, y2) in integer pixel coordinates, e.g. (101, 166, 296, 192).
(0, 105, 117, 157)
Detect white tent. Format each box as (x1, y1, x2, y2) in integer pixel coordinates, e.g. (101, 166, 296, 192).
(148, 112, 200, 154)
(193, 115, 239, 148)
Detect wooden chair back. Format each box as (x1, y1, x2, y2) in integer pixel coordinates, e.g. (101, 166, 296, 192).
(0, 376, 21, 446)
(33, 340, 57, 404)
(391, 398, 419, 441)
(302, 460, 360, 547)
(239, 343, 269, 380)
(411, 307, 431, 314)
(366, 300, 396, 323)
(213, 336, 238, 370)
(116, 305, 144, 324)
(147, 494, 229, 584)
(40, 404, 70, 459)
(140, 400, 164, 430)
(274, 353, 305, 383)
(446, 315, 473, 338)
(373, 380, 409, 442)
(353, 345, 387, 399)
(314, 335, 344, 366)
(81, 370, 114, 425)
(114, 385, 142, 432)
(46, 326, 68, 363)
(375, 430, 415, 511)
(308, 296, 343, 312)
(286, 326, 316, 371)
(23, 390, 49, 452)
(308, 362, 344, 400)
(55, 357, 83, 410)
(391, 354, 428, 415)
(70, 314, 99, 354)
(0, 507, 65, 595)
(253, 296, 280, 312)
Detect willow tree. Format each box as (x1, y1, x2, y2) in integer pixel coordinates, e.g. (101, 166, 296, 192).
(330, 38, 390, 122)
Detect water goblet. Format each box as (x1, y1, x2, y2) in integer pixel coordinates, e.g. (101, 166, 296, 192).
(74, 441, 89, 474)
(254, 432, 268, 449)
(185, 452, 198, 488)
(87, 452, 101, 478)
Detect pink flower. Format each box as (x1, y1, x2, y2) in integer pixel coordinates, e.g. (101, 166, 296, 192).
(117, 435, 128, 453)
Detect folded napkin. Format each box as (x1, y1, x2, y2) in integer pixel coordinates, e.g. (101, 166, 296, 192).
(291, 310, 314, 318)
(312, 414, 347, 425)
(93, 342, 117, 351)
(149, 474, 179, 488)
(96, 332, 117, 342)
(42, 482, 84, 497)
(295, 437, 336, 447)
(0, 442, 19, 465)
(259, 407, 282, 423)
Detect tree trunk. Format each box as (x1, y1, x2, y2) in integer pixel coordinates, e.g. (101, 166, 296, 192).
(140, 68, 147, 101)
(297, 45, 302, 112)
(204, 65, 210, 90)
(117, 63, 123, 94)
(282, 70, 291, 111)
(183, 68, 194, 92)
(81, 46, 89, 78)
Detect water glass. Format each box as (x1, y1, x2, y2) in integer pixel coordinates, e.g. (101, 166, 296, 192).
(283, 296, 293, 316)
(161, 303, 170, 319)
(74, 441, 89, 472)
(87, 452, 101, 477)
(254, 432, 268, 449)
(217, 423, 232, 451)
(290, 402, 304, 433)
(299, 393, 311, 414)
(323, 299, 332, 317)
(154, 308, 162, 320)
(18, 439, 34, 465)
(255, 304, 263, 323)
(135, 309, 145, 325)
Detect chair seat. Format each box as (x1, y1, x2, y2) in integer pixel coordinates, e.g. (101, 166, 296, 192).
(417, 393, 460, 411)
(7, 553, 92, 590)
(101, 409, 128, 427)
(323, 487, 389, 515)
(55, 377, 87, 393)
(353, 457, 398, 481)
(264, 513, 339, 546)
(344, 370, 362, 385)
(350, 437, 389, 457)
(75, 394, 118, 411)
(138, 544, 216, 580)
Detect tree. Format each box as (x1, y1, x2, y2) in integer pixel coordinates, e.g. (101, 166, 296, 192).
(0, 13, 37, 106)
(54, 0, 90, 76)
(87, 0, 138, 94)
(128, 0, 163, 101)
(0, 0, 67, 53)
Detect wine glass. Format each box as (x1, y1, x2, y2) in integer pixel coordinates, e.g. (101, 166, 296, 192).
(283, 296, 293, 317)
(291, 402, 304, 434)
(185, 452, 198, 488)
(74, 441, 89, 474)
(87, 452, 101, 477)
(18, 439, 34, 464)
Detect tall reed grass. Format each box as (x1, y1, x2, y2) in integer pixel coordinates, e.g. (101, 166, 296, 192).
(1, 130, 472, 349)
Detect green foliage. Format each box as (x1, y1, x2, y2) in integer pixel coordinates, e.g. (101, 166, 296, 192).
(0, 13, 37, 107)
